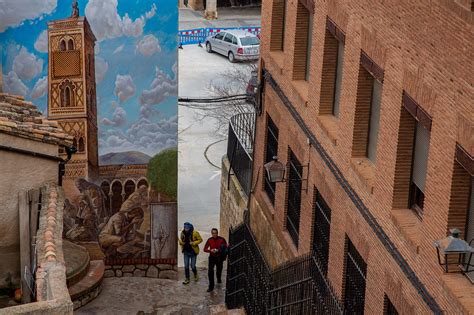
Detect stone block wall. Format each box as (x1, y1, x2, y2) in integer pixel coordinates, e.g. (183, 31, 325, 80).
(220, 155, 248, 241)
(104, 264, 178, 280)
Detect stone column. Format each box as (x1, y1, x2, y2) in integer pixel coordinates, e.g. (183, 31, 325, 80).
(204, 0, 218, 20)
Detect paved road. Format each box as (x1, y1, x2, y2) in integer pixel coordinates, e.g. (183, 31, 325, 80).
(76, 268, 226, 314)
(178, 44, 255, 267)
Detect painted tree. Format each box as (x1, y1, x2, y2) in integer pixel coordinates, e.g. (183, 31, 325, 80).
(147, 148, 178, 200)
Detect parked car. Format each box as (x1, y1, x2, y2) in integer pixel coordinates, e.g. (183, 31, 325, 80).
(205, 30, 260, 63)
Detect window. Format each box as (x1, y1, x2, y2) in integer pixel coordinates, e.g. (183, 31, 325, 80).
(60, 40, 66, 51)
(409, 122, 430, 216)
(392, 92, 432, 216)
(319, 19, 345, 116)
(264, 116, 279, 205)
(333, 40, 344, 116)
(352, 53, 384, 161)
(286, 150, 303, 247)
(312, 189, 331, 275)
(61, 86, 71, 107)
(78, 137, 85, 153)
(383, 295, 399, 315)
(67, 39, 74, 50)
(224, 34, 233, 43)
(215, 32, 225, 40)
(270, 0, 286, 51)
(305, 13, 314, 81)
(292, 2, 312, 80)
(367, 79, 382, 162)
(232, 36, 238, 45)
(343, 237, 367, 314)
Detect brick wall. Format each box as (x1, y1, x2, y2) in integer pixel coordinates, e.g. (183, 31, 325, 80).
(251, 0, 473, 313)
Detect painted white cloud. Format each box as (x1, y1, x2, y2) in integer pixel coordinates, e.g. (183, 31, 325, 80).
(95, 57, 108, 83)
(113, 44, 124, 55)
(102, 106, 127, 127)
(122, 14, 144, 37)
(99, 115, 178, 156)
(140, 67, 177, 106)
(3, 71, 29, 96)
(13, 47, 43, 81)
(85, 0, 154, 41)
(0, 0, 57, 32)
(136, 35, 161, 56)
(145, 3, 157, 19)
(114, 74, 136, 102)
(31, 76, 48, 99)
(34, 30, 48, 53)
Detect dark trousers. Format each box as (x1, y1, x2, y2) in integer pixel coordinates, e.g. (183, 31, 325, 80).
(208, 256, 223, 289)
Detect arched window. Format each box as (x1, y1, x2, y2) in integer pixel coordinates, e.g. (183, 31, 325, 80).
(60, 82, 75, 107)
(72, 138, 78, 149)
(64, 87, 71, 107)
(67, 39, 74, 50)
(60, 40, 66, 51)
(137, 179, 148, 189)
(78, 137, 85, 152)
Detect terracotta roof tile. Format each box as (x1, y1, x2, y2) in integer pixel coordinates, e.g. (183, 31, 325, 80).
(0, 93, 73, 146)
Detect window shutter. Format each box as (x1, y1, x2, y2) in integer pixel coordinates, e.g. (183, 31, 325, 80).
(412, 122, 430, 191)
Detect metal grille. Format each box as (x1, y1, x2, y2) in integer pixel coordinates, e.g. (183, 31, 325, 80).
(287, 151, 303, 247)
(384, 295, 399, 315)
(343, 238, 367, 314)
(227, 113, 255, 196)
(264, 116, 279, 205)
(313, 190, 331, 275)
(226, 222, 344, 315)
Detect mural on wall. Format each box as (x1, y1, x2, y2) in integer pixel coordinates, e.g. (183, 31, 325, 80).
(0, 0, 178, 264)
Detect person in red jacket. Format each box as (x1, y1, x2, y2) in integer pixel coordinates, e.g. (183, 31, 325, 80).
(204, 228, 227, 292)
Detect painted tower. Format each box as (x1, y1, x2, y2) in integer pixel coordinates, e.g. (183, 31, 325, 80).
(47, 1, 99, 185)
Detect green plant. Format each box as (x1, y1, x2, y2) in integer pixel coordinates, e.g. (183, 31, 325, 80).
(147, 148, 178, 200)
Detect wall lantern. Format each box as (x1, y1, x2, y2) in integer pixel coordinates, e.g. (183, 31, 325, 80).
(434, 228, 474, 277)
(264, 156, 309, 191)
(264, 156, 286, 183)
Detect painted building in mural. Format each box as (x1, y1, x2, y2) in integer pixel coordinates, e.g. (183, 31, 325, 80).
(1, 0, 178, 272)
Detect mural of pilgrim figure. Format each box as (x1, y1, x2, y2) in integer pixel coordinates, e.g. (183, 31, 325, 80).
(98, 207, 144, 258)
(75, 178, 109, 225)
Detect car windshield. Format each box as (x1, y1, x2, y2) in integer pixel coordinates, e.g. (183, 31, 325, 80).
(240, 36, 260, 46)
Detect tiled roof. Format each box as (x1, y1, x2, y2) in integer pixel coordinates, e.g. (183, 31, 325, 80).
(0, 93, 73, 146)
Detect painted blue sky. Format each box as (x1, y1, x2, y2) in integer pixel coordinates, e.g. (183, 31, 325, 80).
(0, 0, 178, 157)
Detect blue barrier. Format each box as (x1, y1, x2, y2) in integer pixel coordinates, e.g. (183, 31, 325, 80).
(179, 26, 261, 46)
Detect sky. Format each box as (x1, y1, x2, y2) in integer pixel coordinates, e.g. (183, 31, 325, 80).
(0, 0, 178, 157)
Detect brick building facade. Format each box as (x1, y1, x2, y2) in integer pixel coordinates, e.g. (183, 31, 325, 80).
(241, 0, 473, 313)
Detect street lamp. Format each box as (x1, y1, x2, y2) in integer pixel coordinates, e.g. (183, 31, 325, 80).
(264, 156, 286, 183)
(434, 228, 474, 275)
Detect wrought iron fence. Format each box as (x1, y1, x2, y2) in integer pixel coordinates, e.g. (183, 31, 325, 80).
(226, 222, 345, 314)
(179, 26, 261, 45)
(227, 112, 255, 196)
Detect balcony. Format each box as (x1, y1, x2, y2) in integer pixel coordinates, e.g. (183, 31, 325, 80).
(227, 112, 256, 197)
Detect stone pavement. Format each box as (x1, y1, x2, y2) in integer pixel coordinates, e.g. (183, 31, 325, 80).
(179, 7, 261, 30)
(75, 267, 227, 314)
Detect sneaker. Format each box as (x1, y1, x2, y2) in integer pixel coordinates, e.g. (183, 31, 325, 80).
(183, 279, 190, 285)
(194, 274, 199, 281)
(207, 287, 213, 292)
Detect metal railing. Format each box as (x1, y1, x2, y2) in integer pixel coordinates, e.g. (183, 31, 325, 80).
(226, 222, 345, 314)
(227, 112, 255, 196)
(179, 26, 261, 45)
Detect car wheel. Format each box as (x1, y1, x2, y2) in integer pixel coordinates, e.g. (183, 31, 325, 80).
(206, 42, 212, 53)
(228, 51, 236, 63)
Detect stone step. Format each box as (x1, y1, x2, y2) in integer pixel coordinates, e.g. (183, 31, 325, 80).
(63, 240, 90, 287)
(68, 260, 105, 310)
